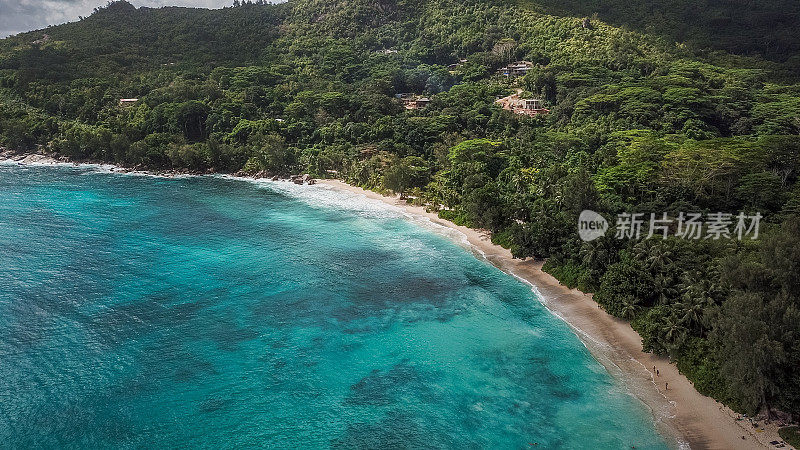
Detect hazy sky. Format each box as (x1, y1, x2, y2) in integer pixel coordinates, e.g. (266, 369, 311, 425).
(0, 0, 237, 38)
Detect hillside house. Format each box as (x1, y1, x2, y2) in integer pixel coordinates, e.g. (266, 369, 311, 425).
(412, 97, 431, 109)
(497, 61, 533, 77)
(495, 92, 549, 117)
(447, 59, 468, 71)
(396, 94, 431, 110)
(523, 99, 543, 111)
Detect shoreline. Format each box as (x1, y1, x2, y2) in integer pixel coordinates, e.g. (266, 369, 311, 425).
(2, 150, 789, 449)
(316, 179, 785, 450)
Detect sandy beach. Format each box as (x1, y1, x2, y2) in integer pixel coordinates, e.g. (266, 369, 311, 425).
(318, 179, 790, 450)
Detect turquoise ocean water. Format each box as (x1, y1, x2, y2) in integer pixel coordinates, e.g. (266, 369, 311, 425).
(0, 163, 670, 449)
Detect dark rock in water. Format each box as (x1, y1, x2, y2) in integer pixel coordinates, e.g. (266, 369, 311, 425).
(308, 179, 316, 185)
(271, 175, 279, 181)
(293, 178, 303, 185)
(199, 396, 227, 413)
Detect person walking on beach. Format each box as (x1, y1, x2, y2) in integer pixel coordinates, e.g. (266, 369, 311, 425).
(665, 382, 668, 390)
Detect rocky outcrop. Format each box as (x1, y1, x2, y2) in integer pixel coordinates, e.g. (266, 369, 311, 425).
(2, 148, 323, 186)
(289, 174, 316, 185)
(0, 149, 68, 164)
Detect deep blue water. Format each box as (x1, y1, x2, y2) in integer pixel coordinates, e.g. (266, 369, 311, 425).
(0, 163, 669, 449)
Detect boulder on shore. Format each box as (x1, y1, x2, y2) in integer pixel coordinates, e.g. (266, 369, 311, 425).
(18, 154, 59, 164)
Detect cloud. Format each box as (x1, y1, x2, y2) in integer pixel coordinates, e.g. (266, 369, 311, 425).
(0, 0, 237, 38)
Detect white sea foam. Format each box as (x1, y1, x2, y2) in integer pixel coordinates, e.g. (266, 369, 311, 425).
(402, 213, 481, 256)
(217, 175, 481, 254)
(220, 175, 408, 220)
(1, 158, 74, 168)
(1, 158, 123, 174)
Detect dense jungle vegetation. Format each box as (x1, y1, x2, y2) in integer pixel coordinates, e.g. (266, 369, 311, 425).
(1, 0, 799, 418)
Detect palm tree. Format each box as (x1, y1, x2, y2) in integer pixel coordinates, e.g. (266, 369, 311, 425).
(618, 296, 641, 320)
(676, 269, 721, 336)
(678, 299, 705, 335)
(645, 241, 675, 273)
(661, 315, 687, 352)
(653, 273, 679, 304)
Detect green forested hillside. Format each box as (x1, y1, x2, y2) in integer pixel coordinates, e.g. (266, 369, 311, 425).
(1, 0, 799, 417)
(526, 0, 800, 63)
